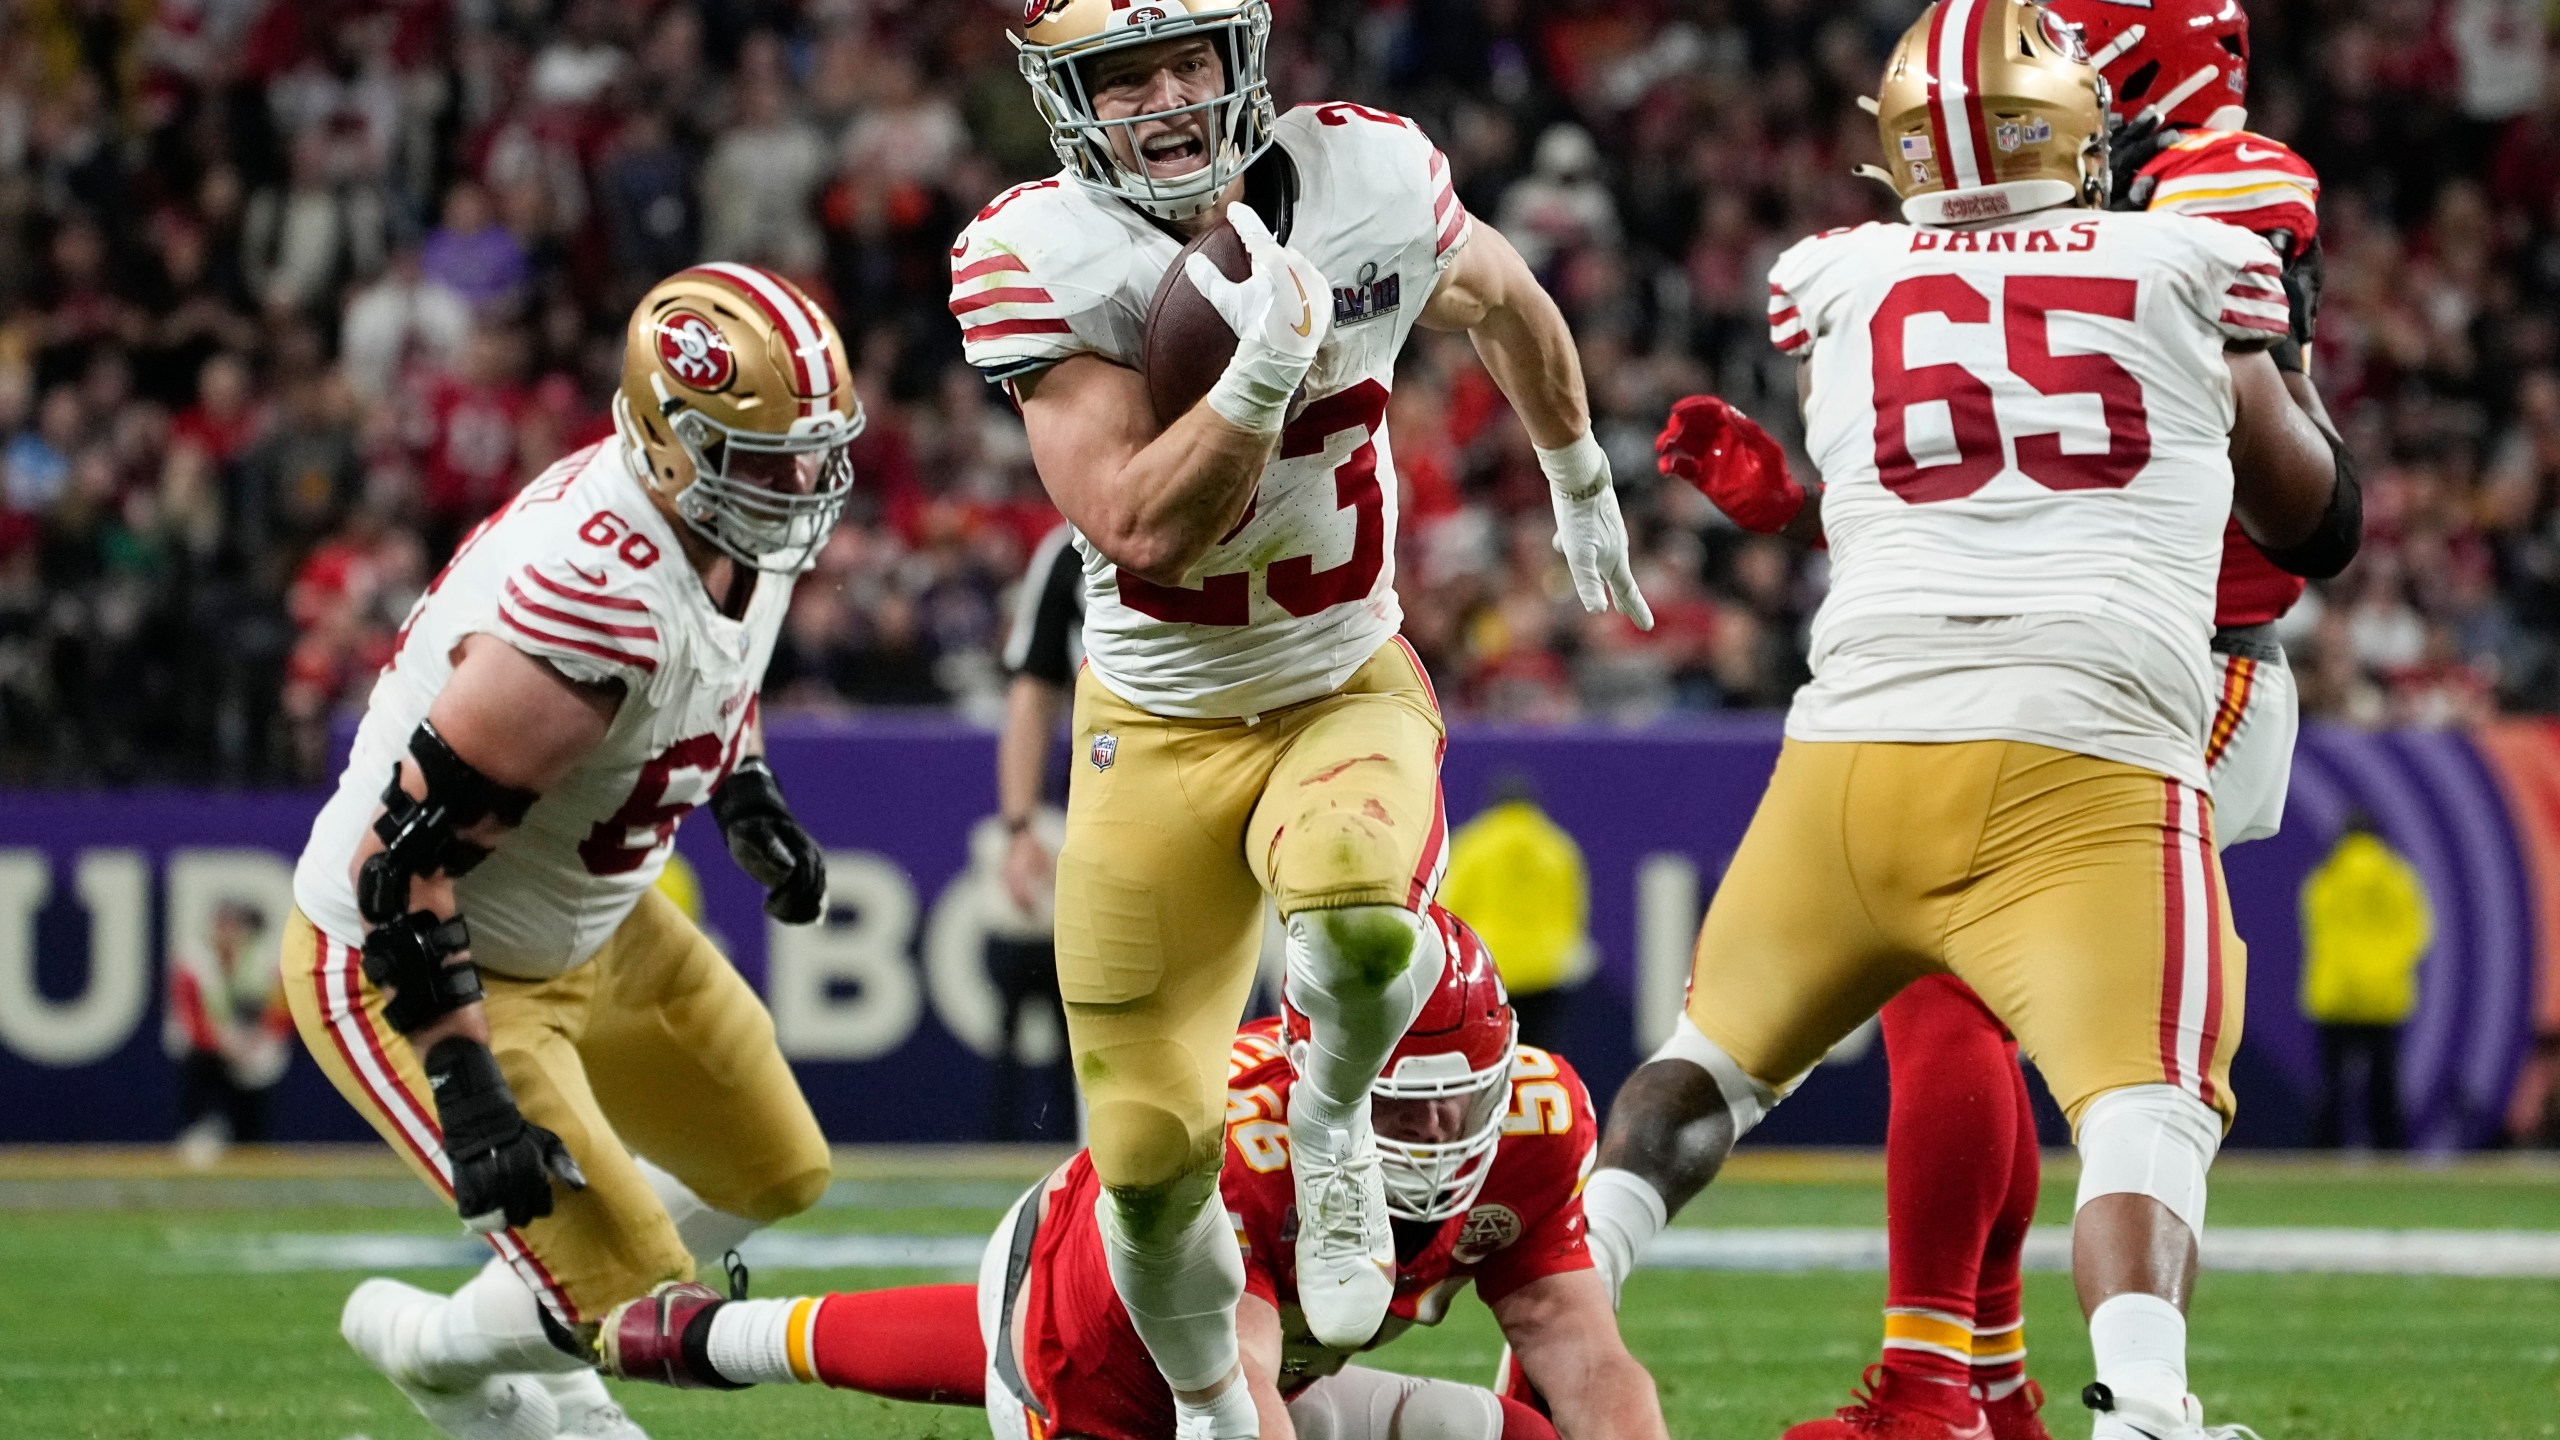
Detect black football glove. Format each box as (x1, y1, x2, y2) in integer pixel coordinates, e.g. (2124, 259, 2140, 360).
(712, 757, 827, 924)
(2104, 112, 2174, 212)
(426, 1036, 584, 1234)
(2278, 231, 2324, 365)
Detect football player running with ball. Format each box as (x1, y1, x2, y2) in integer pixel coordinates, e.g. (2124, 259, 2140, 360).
(949, 4, 1650, 1434)
(1647, 2, 2335, 1435)
(1580, 4, 2358, 1440)
(283, 264, 858, 1440)
(597, 908, 1667, 1440)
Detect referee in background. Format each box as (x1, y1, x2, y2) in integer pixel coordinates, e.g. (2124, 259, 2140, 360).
(986, 523, 1082, 1139)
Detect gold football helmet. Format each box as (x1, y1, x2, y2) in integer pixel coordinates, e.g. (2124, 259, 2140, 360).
(1858, 0, 2110, 226)
(1013, 0, 1275, 220)
(616, 263, 863, 573)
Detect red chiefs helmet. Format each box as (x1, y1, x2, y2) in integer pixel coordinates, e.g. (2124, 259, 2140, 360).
(2047, 0, 2250, 130)
(1283, 906, 1518, 1222)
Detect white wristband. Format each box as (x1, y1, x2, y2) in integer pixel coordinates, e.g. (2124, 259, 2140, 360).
(1535, 430, 1610, 501)
(1202, 355, 1306, 434)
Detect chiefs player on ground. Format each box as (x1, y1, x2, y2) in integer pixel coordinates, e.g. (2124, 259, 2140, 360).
(1644, 4, 2332, 1436)
(597, 907, 1667, 1440)
(284, 264, 858, 1440)
(950, 4, 1649, 1434)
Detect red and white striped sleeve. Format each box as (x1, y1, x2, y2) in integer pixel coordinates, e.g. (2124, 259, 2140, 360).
(1426, 145, 1472, 268)
(1765, 228, 1847, 356)
(2216, 260, 2292, 342)
(493, 555, 666, 690)
(948, 180, 1093, 381)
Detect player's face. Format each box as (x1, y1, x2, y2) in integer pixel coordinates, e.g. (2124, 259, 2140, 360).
(1372, 1093, 1474, 1145)
(1085, 38, 1225, 181)
(723, 447, 822, 497)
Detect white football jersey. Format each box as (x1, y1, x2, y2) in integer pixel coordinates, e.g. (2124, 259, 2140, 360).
(1770, 207, 2288, 787)
(948, 103, 1471, 719)
(294, 439, 789, 978)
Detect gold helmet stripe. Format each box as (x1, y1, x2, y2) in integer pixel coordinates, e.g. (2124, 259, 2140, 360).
(1927, 0, 1996, 191)
(682, 262, 839, 410)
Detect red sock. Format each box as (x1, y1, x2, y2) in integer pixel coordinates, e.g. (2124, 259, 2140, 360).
(807, 1284, 987, 1404)
(1879, 975, 2021, 1417)
(1970, 1052, 2041, 1401)
(1499, 1393, 1562, 1440)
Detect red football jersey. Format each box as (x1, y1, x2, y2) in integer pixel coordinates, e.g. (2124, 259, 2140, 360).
(1012, 1019, 1599, 1440)
(2139, 128, 2322, 629)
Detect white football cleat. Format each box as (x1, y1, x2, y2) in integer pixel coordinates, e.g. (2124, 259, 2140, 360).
(540, 1368, 649, 1439)
(342, 1277, 562, 1440)
(2087, 1386, 2263, 1440)
(1288, 1093, 1395, 1350)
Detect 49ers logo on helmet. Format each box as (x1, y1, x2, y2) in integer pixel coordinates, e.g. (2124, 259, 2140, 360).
(656, 311, 736, 392)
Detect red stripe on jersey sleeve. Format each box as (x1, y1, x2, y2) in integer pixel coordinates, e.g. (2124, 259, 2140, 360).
(948, 287, 1057, 318)
(498, 609, 660, 674)
(502, 579, 660, 641)
(1436, 204, 1468, 257)
(2217, 307, 2289, 334)
(521, 566, 652, 613)
(952, 253, 1031, 284)
(963, 316, 1075, 341)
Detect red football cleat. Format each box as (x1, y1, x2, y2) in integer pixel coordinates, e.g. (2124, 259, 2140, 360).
(1981, 1380, 2055, 1440)
(1782, 1366, 1992, 1440)
(597, 1282, 743, 1390)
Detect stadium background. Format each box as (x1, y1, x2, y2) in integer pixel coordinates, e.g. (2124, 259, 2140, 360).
(0, 0, 2556, 1154)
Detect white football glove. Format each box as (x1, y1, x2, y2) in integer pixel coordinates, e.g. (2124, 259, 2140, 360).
(1540, 431, 1654, 629)
(1187, 203, 1331, 433)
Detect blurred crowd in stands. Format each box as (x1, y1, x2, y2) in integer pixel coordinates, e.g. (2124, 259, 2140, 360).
(0, 0, 2555, 783)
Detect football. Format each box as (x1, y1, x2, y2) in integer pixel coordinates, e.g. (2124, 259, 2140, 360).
(1142, 216, 1250, 428)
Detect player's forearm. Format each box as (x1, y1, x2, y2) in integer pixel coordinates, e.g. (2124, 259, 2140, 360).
(1092, 403, 1274, 584)
(1468, 288, 1588, 450)
(998, 676, 1065, 825)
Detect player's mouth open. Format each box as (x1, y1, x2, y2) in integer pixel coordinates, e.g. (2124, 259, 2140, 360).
(1138, 130, 1207, 175)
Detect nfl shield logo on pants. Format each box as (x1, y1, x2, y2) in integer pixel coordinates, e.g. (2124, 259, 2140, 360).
(1089, 732, 1118, 771)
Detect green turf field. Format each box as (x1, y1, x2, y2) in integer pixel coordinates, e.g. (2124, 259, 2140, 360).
(3, 1150, 2553, 1440)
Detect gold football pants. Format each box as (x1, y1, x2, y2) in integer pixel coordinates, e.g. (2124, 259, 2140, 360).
(284, 889, 832, 1326)
(1689, 739, 2243, 1130)
(1057, 639, 1448, 1194)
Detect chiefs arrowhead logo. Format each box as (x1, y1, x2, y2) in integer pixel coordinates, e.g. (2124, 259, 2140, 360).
(655, 311, 736, 392)
(1453, 1203, 1522, 1264)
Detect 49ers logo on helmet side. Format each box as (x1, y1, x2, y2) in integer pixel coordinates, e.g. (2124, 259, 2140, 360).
(656, 311, 736, 392)
(1021, 0, 1055, 24)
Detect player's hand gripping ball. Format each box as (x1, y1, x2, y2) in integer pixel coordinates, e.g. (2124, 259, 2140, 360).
(1655, 395, 1803, 535)
(1144, 204, 1329, 431)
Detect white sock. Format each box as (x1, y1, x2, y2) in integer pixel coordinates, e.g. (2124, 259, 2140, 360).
(1097, 1186, 1246, 1393)
(1580, 1168, 1667, 1307)
(1284, 906, 1442, 1129)
(413, 1259, 588, 1387)
(1173, 1366, 1261, 1439)
(703, 1296, 821, 1386)
(2088, 1292, 2187, 1412)
(635, 1155, 764, 1268)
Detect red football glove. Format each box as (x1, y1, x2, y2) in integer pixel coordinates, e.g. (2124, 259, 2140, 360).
(1654, 395, 1803, 535)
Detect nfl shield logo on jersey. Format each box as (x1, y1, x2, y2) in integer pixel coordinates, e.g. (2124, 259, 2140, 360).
(1089, 732, 1118, 771)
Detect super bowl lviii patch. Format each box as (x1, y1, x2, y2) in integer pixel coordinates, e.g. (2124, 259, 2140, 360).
(1994, 116, 2053, 153)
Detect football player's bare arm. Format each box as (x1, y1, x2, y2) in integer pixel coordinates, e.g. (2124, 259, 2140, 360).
(1235, 1293, 1299, 1440)
(2225, 345, 2358, 578)
(346, 634, 619, 1050)
(998, 672, 1069, 911)
(1418, 223, 1586, 449)
(1426, 221, 1654, 627)
(1491, 1269, 1670, 1440)
(1016, 354, 1273, 586)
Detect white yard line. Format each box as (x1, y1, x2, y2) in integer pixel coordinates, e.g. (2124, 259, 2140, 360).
(183, 1226, 2560, 1278)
